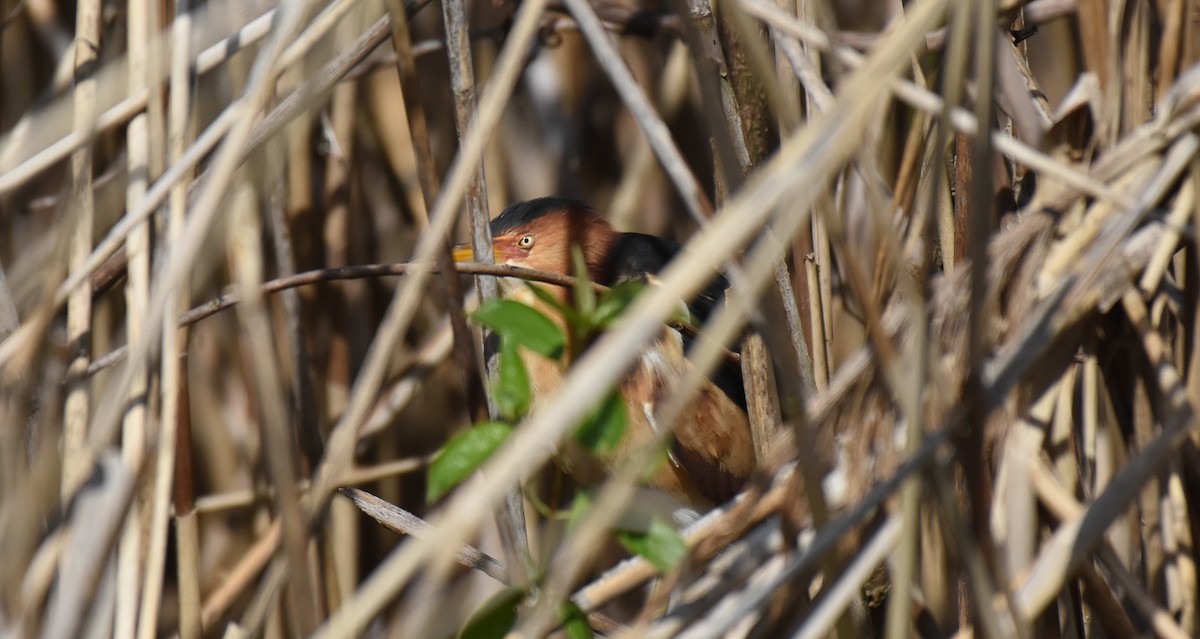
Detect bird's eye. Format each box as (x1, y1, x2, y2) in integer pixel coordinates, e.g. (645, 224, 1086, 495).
(517, 234, 535, 249)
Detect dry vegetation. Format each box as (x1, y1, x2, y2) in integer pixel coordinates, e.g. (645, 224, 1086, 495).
(3, 0, 1200, 636)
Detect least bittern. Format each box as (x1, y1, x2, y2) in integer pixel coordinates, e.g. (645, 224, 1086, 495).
(454, 197, 755, 509)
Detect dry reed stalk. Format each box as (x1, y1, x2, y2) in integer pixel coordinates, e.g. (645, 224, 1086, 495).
(9, 0, 1200, 635)
(117, 0, 152, 631)
(60, 0, 100, 504)
(163, 5, 200, 636)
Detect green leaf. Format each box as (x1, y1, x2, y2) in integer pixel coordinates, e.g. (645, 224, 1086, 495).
(459, 586, 524, 639)
(573, 391, 627, 454)
(428, 422, 513, 502)
(472, 299, 565, 358)
(571, 247, 596, 317)
(523, 282, 579, 324)
(616, 517, 688, 573)
(591, 279, 645, 328)
(559, 602, 593, 639)
(493, 339, 531, 420)
(566, 490, 593, 530)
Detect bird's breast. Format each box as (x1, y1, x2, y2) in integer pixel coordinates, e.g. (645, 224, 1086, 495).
(502, 286, 755, 507)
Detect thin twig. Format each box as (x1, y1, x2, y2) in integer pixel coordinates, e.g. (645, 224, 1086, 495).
(340, 488, 508, 581)
(85, 262, 580, 376)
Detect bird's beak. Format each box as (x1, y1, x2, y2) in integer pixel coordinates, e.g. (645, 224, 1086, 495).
(451, 237, 507, 263)
(451, 242, 476, 263)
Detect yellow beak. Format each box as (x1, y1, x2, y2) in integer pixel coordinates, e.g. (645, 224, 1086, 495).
(451, 243, 476, 263)
(453, 237, 511, 263)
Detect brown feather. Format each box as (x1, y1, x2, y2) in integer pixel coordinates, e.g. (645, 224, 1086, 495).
(508, 287, 755, 507)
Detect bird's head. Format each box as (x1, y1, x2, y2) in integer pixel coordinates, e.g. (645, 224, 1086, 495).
(453, 197, 619, 281)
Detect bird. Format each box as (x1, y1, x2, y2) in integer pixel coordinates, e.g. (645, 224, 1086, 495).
(453, 197, 756, 511)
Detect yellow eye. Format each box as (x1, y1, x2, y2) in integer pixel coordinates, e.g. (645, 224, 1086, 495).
(517, 234, 535, 249)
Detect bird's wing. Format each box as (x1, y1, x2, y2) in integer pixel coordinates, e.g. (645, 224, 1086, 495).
(603, 233, 730, 326)
(604, 233, 747, 410)
(628, 328, 756, 505)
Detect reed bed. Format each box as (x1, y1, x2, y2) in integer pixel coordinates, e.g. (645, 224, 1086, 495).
(1, 0, 1197, 636)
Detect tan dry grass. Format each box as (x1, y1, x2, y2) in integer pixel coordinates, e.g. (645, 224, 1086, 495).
(2, 0, 1199, 636)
